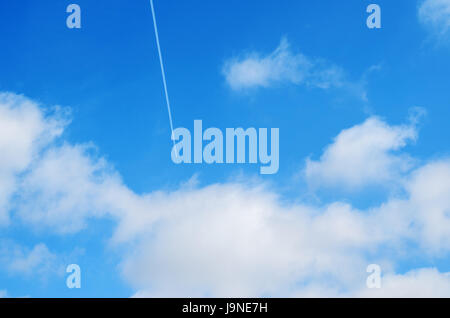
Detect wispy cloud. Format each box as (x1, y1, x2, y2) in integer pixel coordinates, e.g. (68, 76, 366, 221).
(222, 38, 368, 100)
(419, 0, 450, 38)
(0, 241, 61, 279)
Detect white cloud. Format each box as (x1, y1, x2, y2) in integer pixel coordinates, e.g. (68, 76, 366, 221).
(16, 144, 126, 233)
(289, 268, 450, 298)
(222, 38, 365, 98)
(122, 157, 450, 297)
(357, 268, 450, 298)
(121, 189, 379, 297)
(360, 158, 450, 254)
(419, 0, 450, 37)
(0, 93, 141, 234)
(0, 242, 60, 278)
(1, 92, 450, 297)
(14, 141, 160, 236)
(0, 290, 6, 298)
(0, 93, 67, 225)
(223, 38, 314, 90)
(406, 160, 450, 251)
(305, 116, 417, 189)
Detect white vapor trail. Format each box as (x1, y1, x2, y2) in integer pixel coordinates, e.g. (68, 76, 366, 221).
(150, 0, 177, 152)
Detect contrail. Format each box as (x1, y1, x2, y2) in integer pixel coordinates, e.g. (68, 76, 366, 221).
(150, 0, 177, 152)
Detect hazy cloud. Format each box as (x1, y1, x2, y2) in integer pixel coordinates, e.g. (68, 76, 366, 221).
(223, 38, 367, 99)
(419, 0, 450, 38)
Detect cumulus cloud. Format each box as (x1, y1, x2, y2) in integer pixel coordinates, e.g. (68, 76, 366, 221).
(0, 93, 67, 225)
(0, 93, 142, 234)
(222, 38, 366, 99)
(1, 92, 450, 297)
(122, 157, 450, 296)
(305, 116, 417, 189)
(121, 189, 378, 297)
(419, 0, 450, 37)
(16, 144, 128, 233)
(285, 267, 450, 298)
(406, 160, 450, 251)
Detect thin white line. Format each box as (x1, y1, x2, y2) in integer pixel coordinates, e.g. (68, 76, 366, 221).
(150, 0, 177, 152)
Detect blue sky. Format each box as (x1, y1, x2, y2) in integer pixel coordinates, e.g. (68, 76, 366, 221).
(0, 0, 450, 297)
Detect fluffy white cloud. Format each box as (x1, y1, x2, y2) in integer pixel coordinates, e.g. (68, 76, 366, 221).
(222, 38, 364, 98)
(406, 160, 450, 251)
(16, 144, 127, 233)
(419, 0, 450, 37)
(0, 93, 144, 234)
(1, 92, 450, 297)
(121, 188, 378, 297)
(0, 93, 67, 225)
(305, 116, 417, 189)
(122, 157, 450, 297)
(368, 159, 450, 253)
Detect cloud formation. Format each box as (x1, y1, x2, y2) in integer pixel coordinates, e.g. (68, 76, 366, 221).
(17, 144, 128, 234)
(0, 93, 66, 225)
(356, 268, 450, 298)
(419, 0, 450, 37)
(222, 38, 366, 99)
(0, 241, 60, 278)
(305, 116, 417, 189)
(1, 92, 450, 297)
(123, 158, 450, 296)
